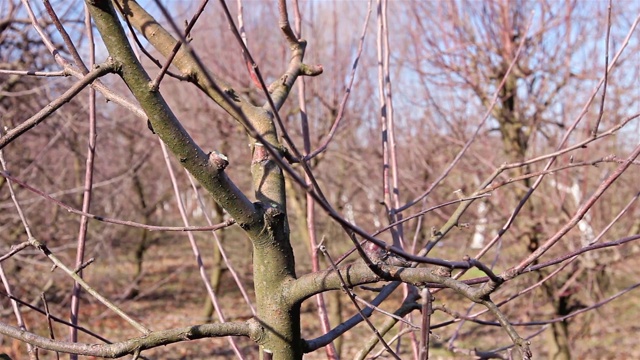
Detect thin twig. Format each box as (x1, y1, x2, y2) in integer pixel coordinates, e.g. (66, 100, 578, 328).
(355, 294, 421, 360)
(291, 0, 337, 357)
(0, 319, 253, 357)
(305, 282, 403, 351)
(478, 153, 640, 196)
(70, 3, 98, 348)
(0, 242, 30, 262)
(143, 0, 380, 275)
(159, 141, 245, 359)
(527, 233, 640, 273)
(377, 0, 394, 246)
(467, 257, 502, 284)
(38, 239, 151, 334)
(215, 0, 331, 216)
(0, 263, 35, 359)
(23, 0, 146, 119)
(488, 326, 549, 357)
(380, 0, 405, 249)
(113, 1, 187, 82)
(0, 63, 115, 150)
(373, 194, 491, 237)
(320, 246, 401, 360)
(1, 153, 149, 334)
(0, 170, 236, 232)
(437, 281, 640, 330)
(20, 0, 70, 67)
(42, 0, 87, 72)
(216, 0, 302, 157)
(335, 194, 491, 266)
(0, 145, 38, 359)
(426, 233, 640, 291)
(369, 327, 416, 360)
(41, 294, 61, 360)
(306, 0, 372, 159)
(592, 0, 612, 137)
(496, 113, 639, 173)
(481, 300, 531, 359)
(446, 114, 639, 281)
(73, 258, 95, 274)
(473, 13, 640, 268)
(0, 151, 150, 209)
(149, 0, 209, 91)
(512, 143, 640, 275)
(0, 69, 67, 77)
(353, 295, 419, 329)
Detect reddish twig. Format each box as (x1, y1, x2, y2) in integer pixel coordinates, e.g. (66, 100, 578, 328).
(149, 0, 209, 91)
(0, 63, 115, 150)
(0, 290, 110, 343)
(216, 0, 303, 157)
(473, 13, 640, 266)
(592, 0, 612, 137)
(113, 1, 188, 82)
(0, 150, 39, 358)
(159, 141, 245, 359)
(290, 0, 337, 357)
(335, 194, 491, 266)
(319, 245, 401, 360)
(306, 0, 372, 159)
(42, 0, 87, 72)
(70, 4, 98, 348)
(510, 144, 640, 276)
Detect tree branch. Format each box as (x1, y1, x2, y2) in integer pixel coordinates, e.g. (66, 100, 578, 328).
(287, 262, 488, 306)
(0, 320, 257, 357)
(0, 171, 236, 232)
(0, 62, 115, 149)
(111, 0, 279, 144)
(86, 0, 260, 228)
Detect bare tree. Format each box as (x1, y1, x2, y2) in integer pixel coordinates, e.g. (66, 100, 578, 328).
(402, 1, 639, 358)
(0, 1, 638, 359)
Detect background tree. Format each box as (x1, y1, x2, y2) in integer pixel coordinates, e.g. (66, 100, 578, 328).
(401, 2, 639, 359)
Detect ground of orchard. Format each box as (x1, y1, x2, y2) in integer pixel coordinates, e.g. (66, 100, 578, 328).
(3, 235, 639, 359)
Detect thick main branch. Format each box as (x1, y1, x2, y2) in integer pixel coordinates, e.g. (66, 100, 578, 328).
(85, 0, 259, 228)
(112, 0, 281, 148)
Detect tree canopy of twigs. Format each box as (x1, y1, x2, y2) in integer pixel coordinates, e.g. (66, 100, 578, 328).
(0, 1, 638, 359)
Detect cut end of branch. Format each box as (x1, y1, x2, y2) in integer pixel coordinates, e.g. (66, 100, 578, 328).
(209, 151, 229, 170)
(300, 63, 323, 77)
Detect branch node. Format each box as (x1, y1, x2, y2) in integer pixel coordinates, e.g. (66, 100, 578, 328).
(208, 151, 229, 170)
(300, 63, 323, 76)
(73, 258, 95, 274)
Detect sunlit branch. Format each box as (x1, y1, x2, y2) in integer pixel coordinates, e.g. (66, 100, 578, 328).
(0, 62, 115, 150)
(0, 320, 256, 357)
